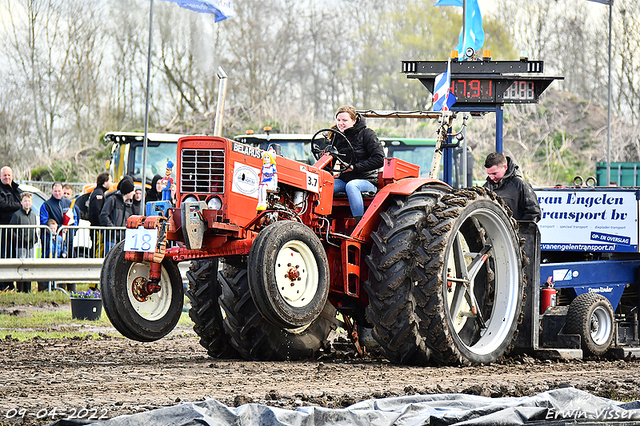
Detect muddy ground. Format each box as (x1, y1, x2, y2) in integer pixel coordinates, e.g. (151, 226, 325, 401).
(1, 305, 640, 425)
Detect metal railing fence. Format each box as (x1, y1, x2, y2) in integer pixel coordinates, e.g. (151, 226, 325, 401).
(0, 224, 189, 285)
(0, 224, 126, 283)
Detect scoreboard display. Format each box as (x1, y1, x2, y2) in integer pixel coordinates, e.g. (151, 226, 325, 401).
(401, 60, 562, 108)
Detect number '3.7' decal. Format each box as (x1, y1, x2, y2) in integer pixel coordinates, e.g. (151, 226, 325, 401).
(306, 172, 319, 193)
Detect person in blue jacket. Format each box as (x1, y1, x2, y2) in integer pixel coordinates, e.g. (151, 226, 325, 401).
(43, 218, 67, 259)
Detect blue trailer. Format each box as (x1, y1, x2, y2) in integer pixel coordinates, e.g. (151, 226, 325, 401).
(531, 187, 640, 358)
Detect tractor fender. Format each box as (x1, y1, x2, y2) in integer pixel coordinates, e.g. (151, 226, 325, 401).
(353, 178, 449, 240)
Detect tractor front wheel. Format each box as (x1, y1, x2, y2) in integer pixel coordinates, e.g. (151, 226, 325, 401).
(101, 241, 183, 342)
(248, 220, 329, 329)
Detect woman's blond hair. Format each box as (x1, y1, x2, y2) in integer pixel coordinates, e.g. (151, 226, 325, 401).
(335, 105, 357, 121)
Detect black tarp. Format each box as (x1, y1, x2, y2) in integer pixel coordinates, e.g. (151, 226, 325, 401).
(48, 387, 640, 426)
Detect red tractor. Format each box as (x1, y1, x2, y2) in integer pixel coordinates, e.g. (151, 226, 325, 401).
(100, 114, 525, 365)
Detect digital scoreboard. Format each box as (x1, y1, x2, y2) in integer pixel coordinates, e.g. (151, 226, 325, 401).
(401, 60, 562, 108)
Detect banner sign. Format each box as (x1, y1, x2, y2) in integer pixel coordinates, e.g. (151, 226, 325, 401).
(535, 188, 639, 253)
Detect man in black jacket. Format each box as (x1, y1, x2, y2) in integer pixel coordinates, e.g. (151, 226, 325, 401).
(88, 172, 112, 257)
(0, 166, 23, 270)
(100, 177, 135, 255)
(483, 152, 540, 222)
(89, 172, 113, 227)
(0, 166, 22, 225)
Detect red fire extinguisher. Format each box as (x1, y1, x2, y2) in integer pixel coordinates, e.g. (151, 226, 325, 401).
(540, 276, 557, 314)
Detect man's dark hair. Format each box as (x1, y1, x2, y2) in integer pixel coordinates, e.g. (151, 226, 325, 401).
(484, 152, 506, 169)
(96, 172, 111, 187)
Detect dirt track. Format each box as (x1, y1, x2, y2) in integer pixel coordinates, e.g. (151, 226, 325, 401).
(1, 310, 640, 425)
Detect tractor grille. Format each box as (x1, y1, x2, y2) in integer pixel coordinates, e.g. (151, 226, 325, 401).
(180, 149, 225, 194)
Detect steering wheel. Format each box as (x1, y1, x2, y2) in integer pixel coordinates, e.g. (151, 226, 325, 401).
(311, 128, 355, 175)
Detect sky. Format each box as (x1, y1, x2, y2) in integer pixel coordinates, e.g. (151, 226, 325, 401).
(479, 0, 610, 18)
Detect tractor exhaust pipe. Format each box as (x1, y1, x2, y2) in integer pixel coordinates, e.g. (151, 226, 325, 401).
(213, 66, 228, 137)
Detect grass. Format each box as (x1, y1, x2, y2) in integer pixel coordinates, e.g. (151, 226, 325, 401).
(0, 287, 72, 306)
(0, 284, 193, 341)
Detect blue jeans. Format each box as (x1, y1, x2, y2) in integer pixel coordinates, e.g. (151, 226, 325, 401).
(334, 178, 377, 217)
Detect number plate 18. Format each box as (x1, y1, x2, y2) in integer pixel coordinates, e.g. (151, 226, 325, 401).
(124, 227, 158, 252)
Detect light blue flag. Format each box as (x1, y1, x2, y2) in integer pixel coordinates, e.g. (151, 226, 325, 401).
(435, 0, 485, 59)
(158, 0, 234, 22)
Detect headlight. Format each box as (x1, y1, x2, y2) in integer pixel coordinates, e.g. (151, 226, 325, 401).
(207, 196, 222, 210)
(182, 195, 198, 204)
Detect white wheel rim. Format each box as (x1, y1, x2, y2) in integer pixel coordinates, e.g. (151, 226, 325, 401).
(590, 305, 612, 345)
(444, 207, 520, 356)
(126, 262, 173, 321)
(274, 240, 318, 308)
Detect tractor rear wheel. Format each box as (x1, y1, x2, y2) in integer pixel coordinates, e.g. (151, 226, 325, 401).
(565, 292, 615, 356)
(186, 259, 237, 358)
(415, 186, 524, 365)
(219, 263, 336, 361)
(101, 241, 184, 342)
(363, 187, 444, 365)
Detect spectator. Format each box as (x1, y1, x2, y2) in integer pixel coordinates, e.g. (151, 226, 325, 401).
(62, 184, 73, 199)
(10, 192, 39, 293)
(146, 174, 164, 203)
(38, 218, 68, 292)
(44, 219, 67, 258)
(0, 166, 22, 224)
(88, 172, 113, 257)
(62, 182, 82, 238)
(40, 181, 78, 257)
(89, 172, 113, 227)
(100, 177, 135, 254)
(483, 152, 541, 222)
(132, 184, 142, 215)
(0, 166, 23, 289)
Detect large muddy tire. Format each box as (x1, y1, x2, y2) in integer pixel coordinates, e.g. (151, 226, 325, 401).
(186, 259, 236, 358)
(219, 263, 336, 361)
(565, 292, 614, 357)
(415, 186, 524, 365)
(248, 220, 329, 329)
(101, 241, 184, 342)
(363, 188, 443, 364)
(100, 241, 139, 341)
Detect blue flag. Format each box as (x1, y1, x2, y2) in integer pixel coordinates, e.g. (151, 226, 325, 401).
(435, 0, 485, 59)
(158, 0, 234, 22)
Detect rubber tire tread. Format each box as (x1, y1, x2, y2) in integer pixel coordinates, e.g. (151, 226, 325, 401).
(186, 259, 237, 358)
(101, 241, 139, 341)
(101, 241, 183, 342)
(363, 187, 444, 365)
(219, 263, 336, 361)
(247, 220, 329, 329)
(414, 186, 525, 365)
(564, 292, 615, 357)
